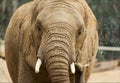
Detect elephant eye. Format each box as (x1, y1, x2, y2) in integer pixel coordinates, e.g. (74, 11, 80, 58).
(37, 25, 41, 31)
(36, 23, 42, 32)
(77, 28, 81, 36)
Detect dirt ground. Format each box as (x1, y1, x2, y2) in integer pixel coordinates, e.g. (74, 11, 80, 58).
(88, 68, 120, 82)
(0, 59, 120, 83)
(0, 40, 120, 82)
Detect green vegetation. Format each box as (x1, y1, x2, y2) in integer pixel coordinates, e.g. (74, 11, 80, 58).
(87, 0, 120, 61)
(0, 40, 1, 46)
(0, 0, 31, 38)
(0, 0, 120, 61)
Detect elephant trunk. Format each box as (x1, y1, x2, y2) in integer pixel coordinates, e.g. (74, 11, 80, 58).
(42, 26, 75, 83)
(45, 49, 70, 83)
(45, 30, 70, 83)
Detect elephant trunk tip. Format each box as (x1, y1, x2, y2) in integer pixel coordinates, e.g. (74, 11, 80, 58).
(35, 58, 42, 73)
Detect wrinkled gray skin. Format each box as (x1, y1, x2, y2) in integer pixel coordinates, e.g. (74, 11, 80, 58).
(5, 0, 98, 83)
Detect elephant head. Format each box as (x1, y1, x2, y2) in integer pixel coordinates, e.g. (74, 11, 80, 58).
(25, 0, 97, 83)
(5, 0, 98, 83)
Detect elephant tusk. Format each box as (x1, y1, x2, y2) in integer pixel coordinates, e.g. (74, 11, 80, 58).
(70, 62, 75, 74)
(35, 58, 42, 73)
(83, 63, 90, 67)
(75, 63, 90, 71)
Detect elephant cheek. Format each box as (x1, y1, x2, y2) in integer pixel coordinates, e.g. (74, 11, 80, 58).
(25, 47, 37, 69)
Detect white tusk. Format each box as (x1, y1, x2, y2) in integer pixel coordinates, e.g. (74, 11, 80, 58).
(70, 62, 75, 74)
(35, 58, 42, 73)
(83, 63, 90, 67)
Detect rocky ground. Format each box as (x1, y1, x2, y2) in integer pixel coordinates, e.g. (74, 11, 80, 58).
(0, 40, 120, 82)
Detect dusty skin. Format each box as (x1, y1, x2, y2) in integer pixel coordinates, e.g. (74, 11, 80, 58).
(5, 0, 98, 83)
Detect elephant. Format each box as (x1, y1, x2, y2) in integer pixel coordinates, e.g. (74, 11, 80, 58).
(5, 0, 98, 83)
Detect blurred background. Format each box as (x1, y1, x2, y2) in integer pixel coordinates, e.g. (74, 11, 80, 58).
(0, 0, 120, 82)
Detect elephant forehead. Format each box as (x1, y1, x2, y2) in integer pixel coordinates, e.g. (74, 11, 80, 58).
(40, 11, 77, 27)
(36, 0, 85, 28)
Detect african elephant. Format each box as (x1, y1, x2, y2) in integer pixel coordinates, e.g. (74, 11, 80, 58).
(5, 0, 98, 83)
